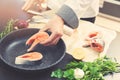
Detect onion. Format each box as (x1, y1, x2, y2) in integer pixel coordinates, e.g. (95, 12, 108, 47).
(14, 20, 29, 29)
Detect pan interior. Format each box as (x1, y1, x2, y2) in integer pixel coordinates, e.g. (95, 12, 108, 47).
(0, 28, 66, 70)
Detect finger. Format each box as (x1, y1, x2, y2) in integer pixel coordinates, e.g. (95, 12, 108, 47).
(44, 37, 60, 46)
(22, 0, 35, 11)
(40, 32, 62, 46)
(37, 0, 46, 10)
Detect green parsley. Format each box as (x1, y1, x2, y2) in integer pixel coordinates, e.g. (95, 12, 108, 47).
(51, 57, 120, 80)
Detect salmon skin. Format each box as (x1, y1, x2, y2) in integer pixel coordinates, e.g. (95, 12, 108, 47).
(15, 52, 43, 65)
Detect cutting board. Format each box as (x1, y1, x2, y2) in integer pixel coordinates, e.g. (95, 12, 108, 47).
(28, 17, 117, 62)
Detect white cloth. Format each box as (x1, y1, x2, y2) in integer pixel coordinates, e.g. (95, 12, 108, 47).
(47, 0, 104, 18)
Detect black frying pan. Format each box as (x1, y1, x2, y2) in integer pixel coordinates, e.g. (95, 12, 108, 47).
(0, 28, 66, 72)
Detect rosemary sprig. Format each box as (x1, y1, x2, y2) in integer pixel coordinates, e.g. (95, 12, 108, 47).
(0, 19, 14, 39)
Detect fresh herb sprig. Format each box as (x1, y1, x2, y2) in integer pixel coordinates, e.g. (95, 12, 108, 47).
(0, 19, 14, 39)
(51, 57, 120, 80)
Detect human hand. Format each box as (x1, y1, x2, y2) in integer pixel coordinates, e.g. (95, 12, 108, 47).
(22, 0, 47, 11)
(40, 15, 64, 46)
(26, 15, 64, 47)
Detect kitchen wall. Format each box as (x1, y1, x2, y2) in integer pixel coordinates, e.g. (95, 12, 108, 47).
(96, 0, 120, 32)
(100, 0, 120, 19)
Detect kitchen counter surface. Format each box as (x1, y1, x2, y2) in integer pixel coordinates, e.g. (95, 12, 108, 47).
(104, 31, 120, 80)
(107, 31, 120, 63)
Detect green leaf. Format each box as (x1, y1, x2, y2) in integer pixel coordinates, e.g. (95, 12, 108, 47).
(51, 69, 63, 78)
(63, 69, 74, 80)
(51, 57, 120, 80)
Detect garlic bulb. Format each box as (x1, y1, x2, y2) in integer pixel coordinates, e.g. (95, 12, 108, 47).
(74, 68, 84, 79)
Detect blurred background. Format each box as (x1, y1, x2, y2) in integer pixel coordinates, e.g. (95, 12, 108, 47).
(95, 0, 120, 32)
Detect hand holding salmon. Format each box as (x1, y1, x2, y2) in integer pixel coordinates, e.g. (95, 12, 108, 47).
(26, 31, 49, 52)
